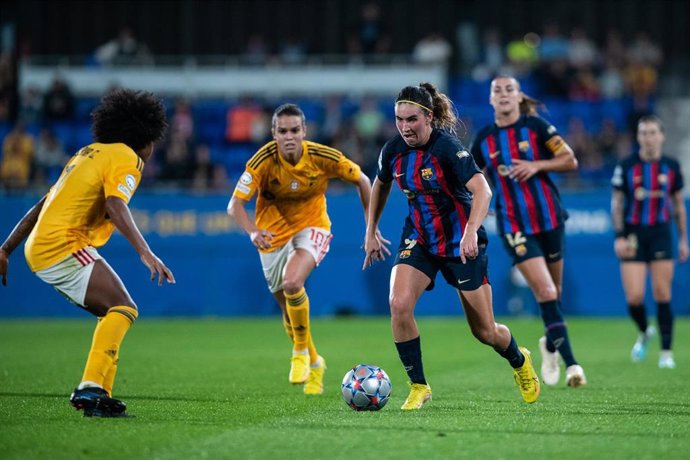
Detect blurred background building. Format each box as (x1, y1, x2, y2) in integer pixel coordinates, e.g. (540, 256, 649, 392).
(1, 0, 688, 317)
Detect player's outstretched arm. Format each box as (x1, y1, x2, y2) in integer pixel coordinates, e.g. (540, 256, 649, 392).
(0, 196, 46, 286)
(355, 173, 391, 260)
(363, 178, 393, 269)
(672, 190, 689, 263)
(227, 195, 274, 251)
(105, 196, 175, 286)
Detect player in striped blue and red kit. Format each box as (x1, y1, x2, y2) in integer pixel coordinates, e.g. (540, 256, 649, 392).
(471, 76, 586, 388)
(364, 83, 540, 410)
(611, 115, 688, 369)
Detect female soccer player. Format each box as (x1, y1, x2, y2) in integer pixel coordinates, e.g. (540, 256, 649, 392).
(363, 83, 540, 410)
(228, 103, 388, 395)
(611, 115, 687, 368)
(470, 76, 586, 388)
(0, 89, 175, 417)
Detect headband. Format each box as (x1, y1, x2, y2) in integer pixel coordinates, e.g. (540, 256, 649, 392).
(396, 100, 432, 112)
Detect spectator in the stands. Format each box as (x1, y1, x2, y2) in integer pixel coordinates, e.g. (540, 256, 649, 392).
(33, 128, 68, 185)
(412, 32, 452, 66)
(1, 122, 34, 190)
(347, 2, 390, 57)
(94, 27, 152, 66)
(42, 78, 75, 121)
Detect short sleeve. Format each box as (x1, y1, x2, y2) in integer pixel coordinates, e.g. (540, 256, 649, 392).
(232, 167, 259, 201)
(446, 141, 481, 185)
(533, 116, 566, 155)
(671, 160, 684, 193)
(103, 153, 141, 204)
(611, 163, 625, 191)
(470, 136, 486, 169)
(322, 154, 362, 184)
(376, 140, 394, 183)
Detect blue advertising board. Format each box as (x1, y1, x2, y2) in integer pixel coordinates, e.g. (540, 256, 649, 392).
(1, 190, 688, 317)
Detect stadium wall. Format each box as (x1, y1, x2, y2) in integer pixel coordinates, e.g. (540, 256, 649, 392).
(1, 191, 688, 318)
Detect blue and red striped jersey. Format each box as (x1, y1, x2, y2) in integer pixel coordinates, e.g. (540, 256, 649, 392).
(377, 128, 487, 258)
(612, 153, 684, 226)
(470, 115, 567, 236)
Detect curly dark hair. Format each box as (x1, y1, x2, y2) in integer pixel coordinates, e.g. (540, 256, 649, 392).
(91, 88, 168, 151)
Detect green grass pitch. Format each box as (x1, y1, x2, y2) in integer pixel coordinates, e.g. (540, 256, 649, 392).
(1, 317, 688, 459)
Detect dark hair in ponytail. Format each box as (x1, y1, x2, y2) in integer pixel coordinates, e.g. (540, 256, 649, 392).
(396, 82, 460, 136)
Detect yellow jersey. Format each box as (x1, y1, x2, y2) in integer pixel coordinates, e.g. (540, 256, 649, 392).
(232, 140, 362, 251)
(25, 143, 144, 272)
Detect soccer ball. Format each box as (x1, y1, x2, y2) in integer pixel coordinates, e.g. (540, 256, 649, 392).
(341, 364, 392, 411)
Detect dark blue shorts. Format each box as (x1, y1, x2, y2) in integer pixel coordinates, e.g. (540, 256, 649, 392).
(393, 239, 489, 292)
(622, 224, 673, 262)
(500, 227, 565, 265)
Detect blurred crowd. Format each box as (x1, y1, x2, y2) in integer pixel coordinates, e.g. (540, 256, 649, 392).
(0, 13, 666, 194)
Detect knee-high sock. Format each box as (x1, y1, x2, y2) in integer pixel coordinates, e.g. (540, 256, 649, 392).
(540, 300, 577, 367)
(281, 314, 294, 344)
(395, 336, 427, 384)
(657, 302, 673, 350)
(283, 309, 318, 361)
(496, 335, 525, 369)
(81, 306, 138, 387)
(102, 355, 119, 396)
(285, 288, 311, 353)
(628, 303, 648, 333)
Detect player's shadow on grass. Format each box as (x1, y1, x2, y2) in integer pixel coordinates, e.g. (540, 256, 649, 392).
(0, 391, 219, 403)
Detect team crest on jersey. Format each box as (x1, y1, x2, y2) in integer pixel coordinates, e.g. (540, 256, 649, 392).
(456, 150, 470, 159)
(421, 168, 433, 180)
(399, 249, 412, 259)
(515, 244, 527, 256)
(290, 180, 299, 190)
(518, 141, 530, 152)
(658, 174, 668, 184)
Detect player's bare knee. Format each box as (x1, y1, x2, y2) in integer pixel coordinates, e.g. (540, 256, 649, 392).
(282, 278, 304, 295)
(533, 285, 558, 302)
(626, 293, 645, 305)
(389, 295, 414, 319)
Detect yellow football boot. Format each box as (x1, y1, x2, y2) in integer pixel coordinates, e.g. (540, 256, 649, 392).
(303, 355, 326, 395)
(400, 382, 432, 410)
(289, 352, 310, 384)
(513, 347, 540, 404)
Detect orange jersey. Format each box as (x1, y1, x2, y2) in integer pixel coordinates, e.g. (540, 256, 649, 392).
(232, 140, 362, 251)
(25, 143, 144, 272)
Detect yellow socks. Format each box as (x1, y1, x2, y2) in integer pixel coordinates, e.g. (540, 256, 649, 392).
(283, 304, 318, 362)
(81, 306, 138, 393)
(282, 314, 295, 344)
(285, 288, 312, 354)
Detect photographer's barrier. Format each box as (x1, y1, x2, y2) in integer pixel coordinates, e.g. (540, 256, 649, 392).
(1, 190, 687, 317)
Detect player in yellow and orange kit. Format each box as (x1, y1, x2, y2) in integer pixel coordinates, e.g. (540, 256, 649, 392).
(0, 89, 174, 417)
(227, 103, 389, 395)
